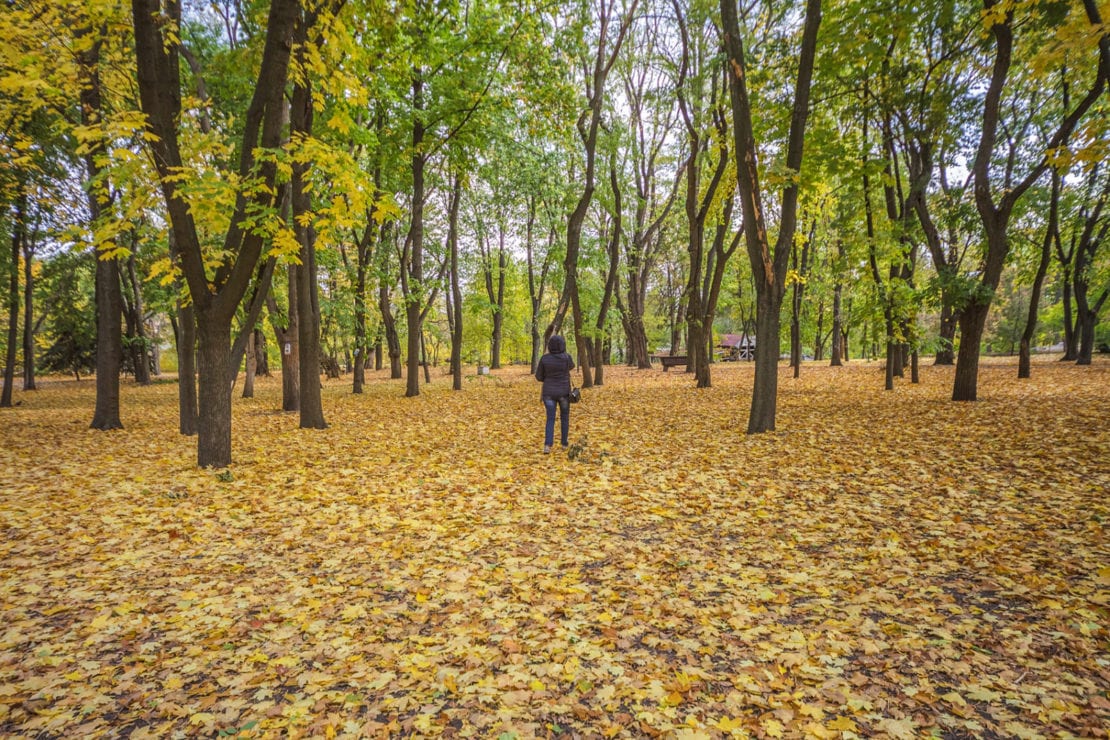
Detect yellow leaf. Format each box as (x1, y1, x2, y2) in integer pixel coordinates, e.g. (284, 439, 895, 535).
(716, 716, 745, 731)
(941, 691, 967, 706)
(827, 716, 858, 732)
(877, 717, 916, 739)
(762, 718, 784, 738)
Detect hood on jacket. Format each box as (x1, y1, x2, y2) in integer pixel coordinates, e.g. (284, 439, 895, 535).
(548, 334, 567, 354)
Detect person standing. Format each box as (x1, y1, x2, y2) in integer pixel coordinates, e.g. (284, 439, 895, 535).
(535, 334, 574, 453)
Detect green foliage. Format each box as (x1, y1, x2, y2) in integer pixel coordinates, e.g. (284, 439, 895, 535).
(37, 252, 97, 378)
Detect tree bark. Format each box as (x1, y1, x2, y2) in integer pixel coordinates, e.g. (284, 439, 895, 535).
(2, 193, 22, 408)
(173, 302, 198, 434)
(447, 173, 463, 390)
(291, 12, 326, 429)
(21, 221, 35, 391)
(195, 317, 232, 466)
(404, 73, 427, 398)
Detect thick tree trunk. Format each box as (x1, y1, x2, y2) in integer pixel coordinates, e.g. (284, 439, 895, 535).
(291, 16, 326, 429)
(953, 301, 990, 401)
(91, 251, 124, 429)
(404, 75, 427, 398)
(195, 317, 233, 467)
(379, 280, 402, 378)
(294, 210, 324, 427)
(625, 286, 651, 368)
(1076, 309, 1098, 364)
(748, 289, 784, 432)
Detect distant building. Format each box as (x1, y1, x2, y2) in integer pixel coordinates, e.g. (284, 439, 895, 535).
(719, 333, 756, 361)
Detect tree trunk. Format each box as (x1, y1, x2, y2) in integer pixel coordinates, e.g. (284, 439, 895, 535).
(91, 247, 124, 429)
(291, 11, 326, 429)
(935, 302, 957, 364)
(448, 174, 463, 390)
(243, 329, 256, 398)
(2, 198, 21, 408)
(173, 302, 198, 435)
(269, 266, 300, 411)
(21, 225, 35, 391)
(1019, 173, 1059, 378)
(353, 220, 377, 394)
(403, 73, 427, 398)
(379, 278, 402, 378)
(79, 38, 123, 430)
(830, 241, 844, 366)
(125, 252, 151, 385)
(953, 300, 990, 401)
(195, 317, 233, 467)
(749, 289, 784, 432)
(255, 329, 269, 375)
(353, 237, 367, 394)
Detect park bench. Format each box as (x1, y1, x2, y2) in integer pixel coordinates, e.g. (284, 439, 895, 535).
(657, 355, 688, 371)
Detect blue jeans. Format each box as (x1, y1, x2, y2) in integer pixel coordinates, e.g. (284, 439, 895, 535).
(543, 397, 570, 447)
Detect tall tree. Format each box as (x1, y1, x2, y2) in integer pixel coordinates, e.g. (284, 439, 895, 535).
(955, 0, 1108, 400)
(78, 31, 125, 431)
(133, 0, 298, 466)
(720, 0, 822, 432)
(548, 0, 640, 389)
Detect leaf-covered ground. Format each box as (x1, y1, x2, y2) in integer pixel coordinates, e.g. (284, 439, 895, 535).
(1, 358, 1107, 738)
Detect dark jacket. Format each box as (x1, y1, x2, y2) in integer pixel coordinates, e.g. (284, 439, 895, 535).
(536, 335, 574, 400)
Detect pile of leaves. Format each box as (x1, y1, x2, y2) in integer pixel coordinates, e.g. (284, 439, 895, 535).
(1, 359, 1107, 738)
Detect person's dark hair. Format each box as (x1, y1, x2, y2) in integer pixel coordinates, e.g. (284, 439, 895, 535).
(548, 335, 566, 354)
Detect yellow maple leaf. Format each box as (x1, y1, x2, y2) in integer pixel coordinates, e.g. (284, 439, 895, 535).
(827, 716, 858, 732)
(762, 718, 784, 738)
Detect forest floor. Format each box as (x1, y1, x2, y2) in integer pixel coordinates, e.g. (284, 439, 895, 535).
(1, 357, 1108, 738)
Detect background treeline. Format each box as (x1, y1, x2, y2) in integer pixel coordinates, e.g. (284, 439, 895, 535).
(1, 0, 1107, 465)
